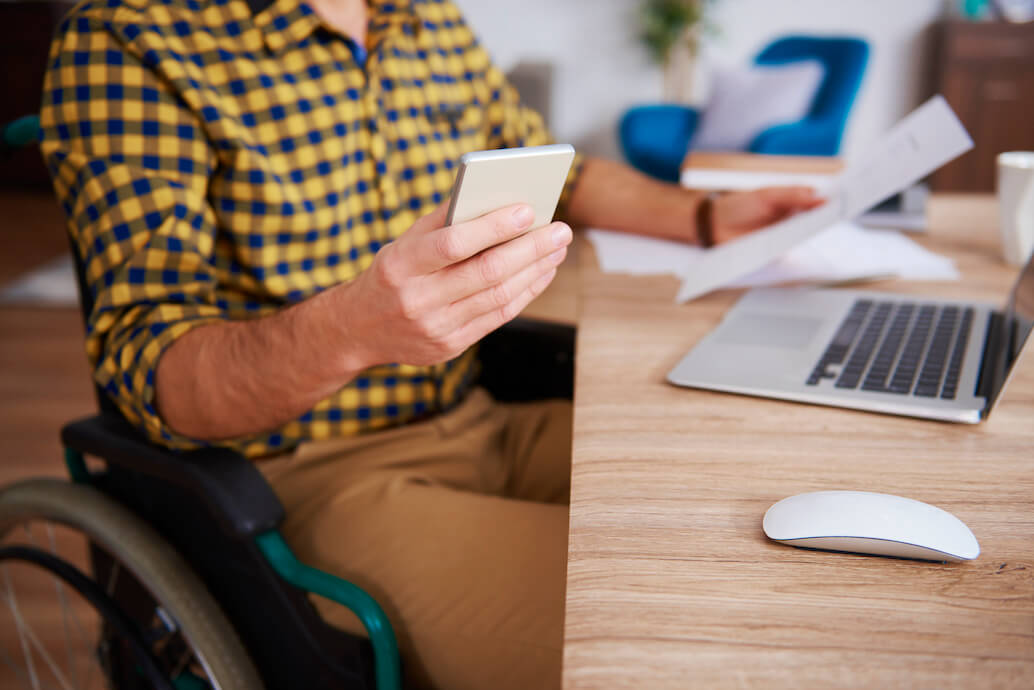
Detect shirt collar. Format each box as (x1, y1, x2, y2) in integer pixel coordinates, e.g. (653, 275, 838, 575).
(248, 0, 421, 55)
(250, 0, 324, 55)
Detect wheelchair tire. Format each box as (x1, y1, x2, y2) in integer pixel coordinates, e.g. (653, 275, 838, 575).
(0, 478, 265, 690)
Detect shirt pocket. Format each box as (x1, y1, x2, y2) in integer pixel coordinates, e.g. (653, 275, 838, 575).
(418, 77, 487, 156)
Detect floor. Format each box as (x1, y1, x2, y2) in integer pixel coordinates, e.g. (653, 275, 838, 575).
(0, 188, 92, 486)
(0, 187, 100, 687)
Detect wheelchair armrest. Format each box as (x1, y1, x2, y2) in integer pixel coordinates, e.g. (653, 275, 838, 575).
(478, 317, 576, 402)
(61, 414, 285, 539)
(1, 115, 40, 153)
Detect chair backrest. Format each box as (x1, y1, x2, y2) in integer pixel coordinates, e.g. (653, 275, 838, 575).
(618, 104, 701, 183)
(1, 115, 40, 152)
(751, 35, 869, 156)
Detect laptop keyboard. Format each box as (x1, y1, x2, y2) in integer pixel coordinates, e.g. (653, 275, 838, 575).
(806, 300, 975, 399)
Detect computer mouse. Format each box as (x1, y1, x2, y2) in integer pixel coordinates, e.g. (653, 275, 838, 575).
(762, 490, 979, 562)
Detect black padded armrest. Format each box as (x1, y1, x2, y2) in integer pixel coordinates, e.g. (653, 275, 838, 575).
(61, 414, 285, 538)
(478, 317, 576, 402)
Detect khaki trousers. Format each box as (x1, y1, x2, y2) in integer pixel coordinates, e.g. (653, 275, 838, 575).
(258, 388, 572, 690)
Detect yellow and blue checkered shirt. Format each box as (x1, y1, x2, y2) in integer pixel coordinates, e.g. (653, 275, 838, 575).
(40, 0, 580, 456)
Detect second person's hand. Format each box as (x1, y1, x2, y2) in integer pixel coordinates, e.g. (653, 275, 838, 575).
(711, 186, 825, 245)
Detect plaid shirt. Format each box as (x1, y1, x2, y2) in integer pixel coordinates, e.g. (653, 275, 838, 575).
(40, 0, 580, 456)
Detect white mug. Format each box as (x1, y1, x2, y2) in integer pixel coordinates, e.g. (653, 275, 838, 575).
(996, 152, 1034, 266)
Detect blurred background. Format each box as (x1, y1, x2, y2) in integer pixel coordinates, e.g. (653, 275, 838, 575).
(464, 0, 942, 162)
(3, 0, 1034, 190)
(1, 0, 1033, 457)
(458, 0, 1033, 189)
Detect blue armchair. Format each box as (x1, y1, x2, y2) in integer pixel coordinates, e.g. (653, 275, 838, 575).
(619, 35, 870, 182)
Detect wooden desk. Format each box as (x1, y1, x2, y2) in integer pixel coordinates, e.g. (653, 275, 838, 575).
(523, 237, 580, 325)
(562, 193, 1034, 688)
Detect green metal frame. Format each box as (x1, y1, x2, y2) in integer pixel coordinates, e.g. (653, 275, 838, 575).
(64, 447, 90, 483)
(255, 532, 400, 690)
(64, 444, 402, 690)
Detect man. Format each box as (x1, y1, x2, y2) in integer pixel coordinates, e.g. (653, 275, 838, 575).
(40, 0, 821, 687)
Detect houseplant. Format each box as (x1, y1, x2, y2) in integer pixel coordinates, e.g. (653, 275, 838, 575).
(639, 0, 713, 102)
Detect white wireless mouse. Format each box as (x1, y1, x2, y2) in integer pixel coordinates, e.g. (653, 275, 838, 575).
(763, 490, 980, 562)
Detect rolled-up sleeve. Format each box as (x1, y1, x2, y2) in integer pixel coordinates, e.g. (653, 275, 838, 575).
(40, 9, 225, 447)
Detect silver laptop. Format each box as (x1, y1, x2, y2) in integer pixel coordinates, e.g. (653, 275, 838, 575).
(667, 253, 1034, 423)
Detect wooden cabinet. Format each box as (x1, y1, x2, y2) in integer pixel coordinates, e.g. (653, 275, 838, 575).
(932, 20, 1034, 192)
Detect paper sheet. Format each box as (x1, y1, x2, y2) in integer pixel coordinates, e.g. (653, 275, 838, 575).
(0, 254, 79, 307)
(726, 222, 958, 286)
(584, 229, 702, 276)
(674, 95, 973, 303)
(586, 221, 958, 288)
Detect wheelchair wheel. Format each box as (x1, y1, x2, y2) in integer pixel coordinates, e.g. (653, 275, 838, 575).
(0, 478, 264, 689)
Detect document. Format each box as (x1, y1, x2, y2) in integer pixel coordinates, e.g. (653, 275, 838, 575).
(675, 95, 973, 303)
(586, 220, 958, 288)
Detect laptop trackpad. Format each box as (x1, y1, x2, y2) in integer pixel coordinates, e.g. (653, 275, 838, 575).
(715, 312, 824, 350)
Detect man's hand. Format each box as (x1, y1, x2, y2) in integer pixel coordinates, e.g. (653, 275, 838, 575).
(155, 201, 570, 441)
(333, 202, 572, 371)
(711, 186, 825, 245)
(565, 157, 823, 247)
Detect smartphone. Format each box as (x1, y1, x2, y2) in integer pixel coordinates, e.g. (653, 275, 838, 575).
(445, 144, 576, 231)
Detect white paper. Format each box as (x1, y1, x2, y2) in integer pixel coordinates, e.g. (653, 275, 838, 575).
(675, 95, 973, 303)
(585, 229, 702, 276)
(675, 199, 844, 302)
(725, 222, 958, 287)
(836, 96, 973, 219)
(586, 222, 958, 289)
(0, 254, 79, 307)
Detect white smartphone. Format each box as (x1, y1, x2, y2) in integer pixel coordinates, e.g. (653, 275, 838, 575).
(445, 144, 576, 230)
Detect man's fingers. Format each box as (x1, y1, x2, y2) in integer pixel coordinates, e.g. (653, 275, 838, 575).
(447, 266, 559, 349)
(759, 185, 824, 211)
(434, 221, 572, 303)
(445, 242, 567, 324)
(409, 203, 536, 274)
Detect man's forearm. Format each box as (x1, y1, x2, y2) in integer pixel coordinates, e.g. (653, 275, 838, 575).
(155, 286, 364, 442)
(566, 157, 707, 243)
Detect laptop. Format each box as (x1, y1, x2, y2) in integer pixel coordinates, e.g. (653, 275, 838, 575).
(667, 252, 1034, 423)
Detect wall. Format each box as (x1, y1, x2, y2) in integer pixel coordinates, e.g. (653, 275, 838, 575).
(456, 0, 948, 161)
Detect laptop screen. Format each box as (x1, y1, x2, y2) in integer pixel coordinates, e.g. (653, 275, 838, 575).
(987, 253, 1034, 411)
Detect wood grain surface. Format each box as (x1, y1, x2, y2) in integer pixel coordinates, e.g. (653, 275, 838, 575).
(682, 152, 845, 175)
(563, 193, 1034, 688)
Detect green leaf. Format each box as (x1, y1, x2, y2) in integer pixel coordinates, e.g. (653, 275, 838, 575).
(638, 0, 708, 64)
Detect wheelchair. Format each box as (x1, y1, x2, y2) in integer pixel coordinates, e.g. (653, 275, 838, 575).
(1, 115, 576, 689)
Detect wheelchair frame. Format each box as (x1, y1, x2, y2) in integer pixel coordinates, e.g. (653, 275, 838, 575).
(9, 111, 400, 689)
